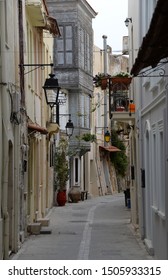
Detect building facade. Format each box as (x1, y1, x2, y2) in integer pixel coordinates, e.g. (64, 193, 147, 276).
(0, 0, 60, 259)
(0, 0, 21, 260)
(91, 43, 131, 196)
(47, 0, 97, 194)
(128, 0, 168, 259)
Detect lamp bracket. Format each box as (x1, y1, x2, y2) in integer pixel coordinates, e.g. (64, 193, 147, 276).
(134, 59, 168, 77)
(59, 113, 71, 118)
(19, 63, 54, 75)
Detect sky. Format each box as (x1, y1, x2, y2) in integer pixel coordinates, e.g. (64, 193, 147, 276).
(87, 0, 128, 53)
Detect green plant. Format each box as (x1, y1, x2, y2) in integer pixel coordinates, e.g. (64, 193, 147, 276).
(110, 130, 128, 177)
(76, 133, 97, 143)
(93, 73, 111, 87)
(54, 138, 69, 191)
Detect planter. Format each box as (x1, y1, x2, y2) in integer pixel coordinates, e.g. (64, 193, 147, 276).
(68, 186, 81, 203)
(56, 190, 66, 206)
(111, 77, 132, 85)
(101, 78, 108, 90)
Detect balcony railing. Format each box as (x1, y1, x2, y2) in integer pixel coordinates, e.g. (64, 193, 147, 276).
(111, 91, 129, 112)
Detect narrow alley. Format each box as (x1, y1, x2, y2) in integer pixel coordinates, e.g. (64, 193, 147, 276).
(11, 194, 152, 260)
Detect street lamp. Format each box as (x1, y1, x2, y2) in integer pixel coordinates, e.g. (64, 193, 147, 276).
(57, 113, 74, 137)
(43, 72, 61, 109)
(65, 118, 74, 137)
(104, 130, 111, 143)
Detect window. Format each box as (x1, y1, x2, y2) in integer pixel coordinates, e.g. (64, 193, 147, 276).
(152, 121, 165, 216)
(27, 23, 33, 85)
(50, 143, 54, 167)
(79, 94, 90, 129)
(86, 33, 91, 72)
(73, 157, 80, 186)
(56, 25, 73, 66)
(5, 0, 8, 45)
(152, 132, 157, 206)
(158, 127, 165, 214)
(75, 158, 78, 183)
(79, 27, 91, 72)
(80, 29, 85, 69)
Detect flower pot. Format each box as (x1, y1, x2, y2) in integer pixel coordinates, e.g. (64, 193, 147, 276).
(101, 78, 108, 90)
(57, 190, 66, 206)
(111, 77, 132, 85)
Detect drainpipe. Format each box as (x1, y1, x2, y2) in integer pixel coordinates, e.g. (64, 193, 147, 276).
(102, 35, 108, 146)
(18, 0, 25, 107)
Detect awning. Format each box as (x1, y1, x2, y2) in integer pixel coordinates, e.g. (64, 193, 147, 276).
(28, 123, 48, 135)
(45, 16, 61, 37)
(131, 0, 168, 76)
(99, 145, 121, 152)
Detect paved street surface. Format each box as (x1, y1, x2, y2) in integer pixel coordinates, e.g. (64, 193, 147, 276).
(12, 194, 152, 260)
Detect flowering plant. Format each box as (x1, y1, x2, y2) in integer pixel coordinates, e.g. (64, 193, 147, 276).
(112, 71, 132, 78)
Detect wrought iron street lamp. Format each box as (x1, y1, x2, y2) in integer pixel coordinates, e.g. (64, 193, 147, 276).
(65, 118, 74, 137)
(43, 73, 61, 109)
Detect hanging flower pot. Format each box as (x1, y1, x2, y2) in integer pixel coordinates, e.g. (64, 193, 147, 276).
(111, 72, 132, 90)
(101, 78, 108, 90)
(93, 73, 111, 89)
(111, 76, 132, 85)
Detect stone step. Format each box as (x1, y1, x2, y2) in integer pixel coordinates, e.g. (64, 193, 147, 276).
(36, 218, 50, 227)
(27, 223, 41, 235)
(40, 226, 52, 234)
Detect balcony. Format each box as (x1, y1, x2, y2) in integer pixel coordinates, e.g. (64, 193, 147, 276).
(26, 0, 47, 27)
(110, 92, 135, 122)
(109, 76, 135, 122)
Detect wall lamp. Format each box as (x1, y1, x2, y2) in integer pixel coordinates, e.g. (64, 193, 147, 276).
(125, 17, 132, 27)
(104, 130, 111, 143)
(43, 72, 61, 109)
(95, 127, 111, 143)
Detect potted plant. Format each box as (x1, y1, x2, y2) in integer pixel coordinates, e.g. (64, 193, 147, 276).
(76, 133, 97, 143)
(93, 73, 111, 90)
(111, 72, 132, 88)
(54, 137, 69, 206)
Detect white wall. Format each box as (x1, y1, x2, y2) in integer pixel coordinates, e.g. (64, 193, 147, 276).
(128, 0, 168, 258)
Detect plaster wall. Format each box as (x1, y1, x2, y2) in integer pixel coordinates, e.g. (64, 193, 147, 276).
(128, 0, 168, 258)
